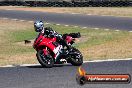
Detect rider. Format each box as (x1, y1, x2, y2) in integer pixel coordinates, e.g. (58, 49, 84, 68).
(34, 20, 71, 51)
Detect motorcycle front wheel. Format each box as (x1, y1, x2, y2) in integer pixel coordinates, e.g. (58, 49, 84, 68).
(37, 50, 54, 68)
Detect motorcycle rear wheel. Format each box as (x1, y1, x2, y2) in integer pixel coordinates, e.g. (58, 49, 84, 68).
(69, 47, 83, 66)
(37, 50, 54, 68)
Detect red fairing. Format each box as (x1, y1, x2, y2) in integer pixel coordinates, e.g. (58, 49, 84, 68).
(39, 37, 57, 51)
(33, 33, 58, 58)
(33, 33, 56, 51)
(33, 33, 43, 48)
(33, 33, 74, 59)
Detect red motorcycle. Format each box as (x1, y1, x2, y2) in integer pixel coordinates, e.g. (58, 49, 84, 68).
(33, 31, 83, 68)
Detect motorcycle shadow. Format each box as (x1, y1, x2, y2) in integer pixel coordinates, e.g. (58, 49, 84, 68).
(26, 64, 73, 68)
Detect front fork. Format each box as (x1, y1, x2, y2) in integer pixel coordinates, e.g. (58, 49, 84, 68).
(36, 47, 49, 57)
(43, 47, 48, 56)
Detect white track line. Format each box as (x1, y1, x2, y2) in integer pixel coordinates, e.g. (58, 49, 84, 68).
(101, 15, 110, 17)
(11, 19, 18, 21)
(20, 64, 40, 66)
(1, 65, 15, 68)
(104, 29, 110, 31)
(6, 9, 13, 11)
(56, 24, 60, 25)
(94, 28, 99, 30)
(71, 13, 80, 15)
(65, 25, 69, 26)
(57, 12, 65, 14)
(1, 58, 132, 67)
(82, 27, 87, 29)
(83, 58, 132, 63)
(115, 30, 120, 32)
(1, 18, 131, 35)
(45, 23, 50, 25)
(19, 20, 25, 22)
(28, 21, 33, 23)
(87, 14, 92, 15)
(74, 26, 78, 28)
(2, 18, 9, 20)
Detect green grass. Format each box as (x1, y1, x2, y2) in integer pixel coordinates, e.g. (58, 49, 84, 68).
(49, 24, 129, 48)
(0, 20, 131, 65)
(8, 29, 37, 42)
(0, 45, 34, 54)
(0, 28, 37, 55)
(6, 24, 130, 54)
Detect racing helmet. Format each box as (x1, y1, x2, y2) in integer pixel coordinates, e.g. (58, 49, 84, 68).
(34, 21, 44, 32)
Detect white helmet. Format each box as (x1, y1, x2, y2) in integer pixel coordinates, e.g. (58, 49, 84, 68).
(34, 21, 44, 32)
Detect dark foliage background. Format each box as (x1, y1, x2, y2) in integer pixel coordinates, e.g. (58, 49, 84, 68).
(0, 0, 132, 7)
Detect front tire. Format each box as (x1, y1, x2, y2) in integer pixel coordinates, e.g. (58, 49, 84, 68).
(69, 47, 83, 66)
(37, 50, 54, 68)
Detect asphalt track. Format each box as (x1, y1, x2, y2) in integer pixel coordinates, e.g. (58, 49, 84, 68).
(0, 10, 132, 31)
(0, 60, 132, 88)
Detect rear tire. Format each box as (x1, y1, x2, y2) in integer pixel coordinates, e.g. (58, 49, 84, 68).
(69, 47, 83, 66)
(37, 50, 54, 68)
